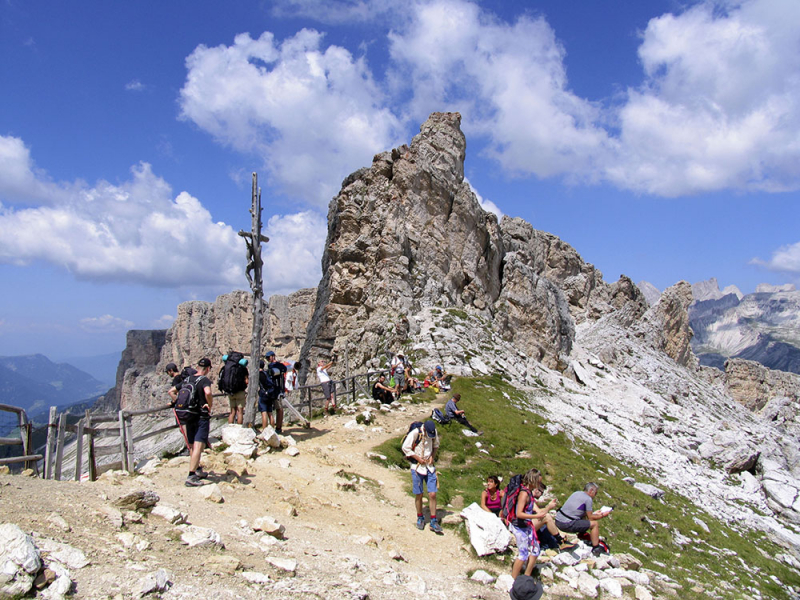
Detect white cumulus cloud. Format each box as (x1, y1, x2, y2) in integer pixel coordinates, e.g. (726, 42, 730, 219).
(0, 136, 244, 287)
(751, 241, 800, 275)
(262, 210, 326, 294)
(179, 29, 403, 206)
(79, 314, 135, 333)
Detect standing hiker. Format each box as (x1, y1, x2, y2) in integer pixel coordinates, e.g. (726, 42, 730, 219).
(317, 357, 336, 414)
(265, 351, 287, 433)
(174, 357, 214, 487)
(402, 420, 442, 534)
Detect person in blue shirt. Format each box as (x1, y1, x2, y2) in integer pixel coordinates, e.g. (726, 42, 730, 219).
(445, 393, 482, 435)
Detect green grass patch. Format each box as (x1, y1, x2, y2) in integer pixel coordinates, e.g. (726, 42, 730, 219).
(374, 375, 800, 599)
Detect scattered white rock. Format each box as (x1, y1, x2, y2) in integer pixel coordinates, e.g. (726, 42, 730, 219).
(460, 502, 512, 556)
(577, 572, 600, 597)
(259, 426, 282, 448)
(278, 459, 292, 469)
(633, 483, 666, 499)
(151, 504, 187, 525)
(470, 570, 495, 584)
(241, 571, 272, 584)
(178, 525, 222, 547)
(198, 483, 225, 503)
(0, 523, 41, 598)
(46, 513, 70, 533)
(137, 568, 171, 597)
(285, 446, 300, 457)
(35, 538, 89, 569)
(634, 584, 653, 600)
(494, 573, 514, 592)
(265, 556, 297, 574)
(599, 578, 623, 598)
(253, 516, 285, 539)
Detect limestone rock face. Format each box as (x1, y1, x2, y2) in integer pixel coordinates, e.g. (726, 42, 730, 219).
(635, 281, 697, 368)
(93, 330, 167, 413)
(97, 289, 316, 413)
(725, 358, 800, 411)
(300, 112, 644, 375)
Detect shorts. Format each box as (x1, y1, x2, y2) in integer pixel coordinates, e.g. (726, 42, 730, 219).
(258, 394, 275, 413)
(185, 417, 210, 446)
(411, 469, 438, 495)
(228, 390, 247, 410)
(509, 523, 540, 561)
(394, 373, 406, 390)
(321, 380, 334, 401)
(555, 517, 590, 534)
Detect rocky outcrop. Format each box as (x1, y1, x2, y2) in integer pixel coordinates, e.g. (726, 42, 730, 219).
(300, 112, 644, 375)
(93, 330, 167, 413)
(96, 289, 316, 413)
(634, 281, 697, 369)
(724, 358, 800, 411)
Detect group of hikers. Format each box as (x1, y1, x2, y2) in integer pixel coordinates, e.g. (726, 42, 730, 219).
(164, 353, 612, 598)
(403, 403, 612, 591)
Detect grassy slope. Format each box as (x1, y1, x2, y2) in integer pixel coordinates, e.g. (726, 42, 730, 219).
(375, 375, 800, 599)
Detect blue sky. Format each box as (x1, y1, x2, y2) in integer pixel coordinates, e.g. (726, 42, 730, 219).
(1, 0, 799, 359)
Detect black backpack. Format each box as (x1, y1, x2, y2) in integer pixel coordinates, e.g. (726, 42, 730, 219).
(266, 362, 287, 399)
(174, 375, 202, 423)
(218, 352, 248, 393)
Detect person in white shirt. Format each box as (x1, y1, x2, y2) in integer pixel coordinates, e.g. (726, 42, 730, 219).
(316, 358, 336, 414)
(401, 420, 442, 534)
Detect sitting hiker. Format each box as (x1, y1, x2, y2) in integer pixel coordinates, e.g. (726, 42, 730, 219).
(555, 482, 612, 556)
(530, 484, 568, 549)
(372, 374, 395, 404)
(481, 475, 505, 516)
(427, 365, 450, 391)
(509, 469, 543, 579)
(445, 393, 482, 435)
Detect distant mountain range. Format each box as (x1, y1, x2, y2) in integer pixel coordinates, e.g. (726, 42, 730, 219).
(0, 354, 110, 421)
(638, 278, 800, 374)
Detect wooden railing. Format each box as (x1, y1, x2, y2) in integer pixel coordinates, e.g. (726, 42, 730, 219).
(3, 367, 394, 481)
(0, 403, 40, 470)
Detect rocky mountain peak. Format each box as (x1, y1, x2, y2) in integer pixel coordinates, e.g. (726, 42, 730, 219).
(300, 112, 645, 376)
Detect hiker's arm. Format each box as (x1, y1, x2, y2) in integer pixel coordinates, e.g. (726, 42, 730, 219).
(532, 498, 557, 518)
(480, 490, 491, 512)
(203, 386, 213, 411)
(168, 387, 178, 402)
(516, 490, 536, 521)
(587, 508, 609, 520)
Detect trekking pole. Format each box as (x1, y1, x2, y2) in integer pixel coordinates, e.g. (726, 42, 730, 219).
(173, 408, 190, 451)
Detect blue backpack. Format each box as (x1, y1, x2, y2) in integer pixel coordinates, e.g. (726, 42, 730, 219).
(431, 408, 450, 424)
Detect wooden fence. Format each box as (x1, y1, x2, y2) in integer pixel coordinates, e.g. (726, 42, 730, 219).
(3, 367, 392, 481)
(0, 403, 40, 470)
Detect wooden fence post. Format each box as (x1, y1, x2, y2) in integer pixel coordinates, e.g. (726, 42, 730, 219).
(74, 417, 84, 481)
(124, 414, 135, 472)
(54, 413, 66, 480)
(44, 407, 57, 479)
(18, 410, 33, 471)
(86, 410, 96, 482)
(118, 411, 128, 473)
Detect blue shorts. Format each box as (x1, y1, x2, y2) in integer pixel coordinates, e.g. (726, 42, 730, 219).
(185, 417, 210, 446)
(411, 469, 437, 495)
(258, 394, 275, 413)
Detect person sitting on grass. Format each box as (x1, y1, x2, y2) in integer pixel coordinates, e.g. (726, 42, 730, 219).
(530, 484, 569, 550)
(554, 482, 612, 556)
(372, 374, 395, 404)
(445, 393, 482, 435)
(481, 475, 505, 516)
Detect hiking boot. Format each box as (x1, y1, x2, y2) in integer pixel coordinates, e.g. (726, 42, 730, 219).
(184, 474, 205, 487)
(559, 542, 579, 552)
(416, 516, 425, 530)
(591, 545, 608, 556)
(476, 431, 484, 436)
(195, 467, 209, 480)
(430, 520, 443, 535)
(275, 427, 282, 434)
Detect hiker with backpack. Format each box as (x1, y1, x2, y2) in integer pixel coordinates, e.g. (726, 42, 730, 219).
(554, 482, 612, 556)
(401, 420, 443, 534)
(166, 363, 196, 404)
(390, 351, 408, 395)
(265, 351, 287, 433)
(218, 351, 249, 425)
(174, 357, 214, 487)
(445, 393, 482, 435)
(503, 469, 551, 579)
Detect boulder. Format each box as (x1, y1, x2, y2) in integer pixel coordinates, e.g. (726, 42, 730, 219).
(259, 426, 282, 448)
(220, 424, 258, 457)
(460, 502, 512, 556)
(265, 556, 297, 574)
(114, 491, 160, 511)
(35, 538, 89, 569)
(253, 516, 285, 539)
(198, 483, 224, 503)
(150, 504, 187, 525)
(470, 570, 495, 584)
(0, 523, 41, 598)
(137, 568, 171, 597)
(633, 483, 665, 500)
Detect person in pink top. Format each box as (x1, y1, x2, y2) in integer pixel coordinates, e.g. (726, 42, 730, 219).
(481, 475, 505, 516)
